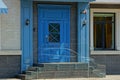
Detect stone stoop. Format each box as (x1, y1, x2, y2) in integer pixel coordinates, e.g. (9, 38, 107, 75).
(18, 62, 106, 80)
(89, 58, 106, 78)
(89, 64, 106, 77)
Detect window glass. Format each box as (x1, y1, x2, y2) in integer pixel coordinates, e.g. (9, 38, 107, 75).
(48, 23, 60, 42)
(94, 13, 115, 50)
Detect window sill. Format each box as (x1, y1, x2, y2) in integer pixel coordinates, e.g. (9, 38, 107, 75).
(91, 50, 120, 55)
(0, 50, 21, 55)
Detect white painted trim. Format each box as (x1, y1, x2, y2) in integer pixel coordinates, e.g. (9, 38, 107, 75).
(90, 2, 120, 4)
(91, 51, 120, 55)
(0, 16, 1, 50)
(0, 50, 22, 55)
(90, 8, 120, 54)
(90, 0, 120, 4)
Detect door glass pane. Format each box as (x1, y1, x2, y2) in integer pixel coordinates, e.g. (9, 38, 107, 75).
(48, 23, 60, 42)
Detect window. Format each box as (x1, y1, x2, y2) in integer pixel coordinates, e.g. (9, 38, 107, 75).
(48, 23, 60, 42)
(94, 13, 115, 50)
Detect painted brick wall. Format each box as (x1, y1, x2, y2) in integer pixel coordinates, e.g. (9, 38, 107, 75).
(0, 56, 21, 78)
(0, 0, 21, 78)
(33, 2, 77, 64)
(0, 0, 20, 50)
(91, 55, 120, 74)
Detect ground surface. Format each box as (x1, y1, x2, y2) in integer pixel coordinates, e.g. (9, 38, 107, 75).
(0, 75, 120, 80)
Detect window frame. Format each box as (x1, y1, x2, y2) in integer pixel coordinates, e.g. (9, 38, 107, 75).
(93, 12, 116, 50)
(90, 9, 120, 55)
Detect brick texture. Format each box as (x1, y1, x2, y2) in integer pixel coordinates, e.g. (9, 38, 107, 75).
(91, 55, 120, 74)
(0, 55, 21, 78)
(0, 0, 20, 50)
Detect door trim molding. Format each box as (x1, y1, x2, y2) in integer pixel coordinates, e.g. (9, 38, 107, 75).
(21, 0, 33, 71)
(38, 4, 71, 8)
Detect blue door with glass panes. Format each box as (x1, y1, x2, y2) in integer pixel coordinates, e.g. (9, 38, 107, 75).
(38, 5, 70, 63)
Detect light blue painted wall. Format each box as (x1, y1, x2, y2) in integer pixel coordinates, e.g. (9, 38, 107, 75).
(77, 2, 90, 63)
(21, 0, 33, 71)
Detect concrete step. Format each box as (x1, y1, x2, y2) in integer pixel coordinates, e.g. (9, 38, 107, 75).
(92, 69, 106, 77)
(19, 62, 106, 80)
(28, 67, 44, 71)
(39, 62, 89, 71)
(89, 65, 106, 77)
(28, 63, 89, 72)
(18, 74, 31, 80)
(20, 70, 89, 79)
(38, 70, 89, 79)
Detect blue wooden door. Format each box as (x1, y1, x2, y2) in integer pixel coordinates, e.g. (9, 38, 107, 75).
(38, 5, 70, 63)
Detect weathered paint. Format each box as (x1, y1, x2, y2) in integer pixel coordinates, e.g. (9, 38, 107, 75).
(21, 0, 33, 71)
(33, 2, 78, 63)
(21, 0, 92, 71)
(77, 2, 90, 63)
(38, 4, 70, 63)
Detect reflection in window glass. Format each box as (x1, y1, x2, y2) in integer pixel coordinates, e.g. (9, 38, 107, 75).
(94, 13, 115, 50)
(48, 23, 60, 42)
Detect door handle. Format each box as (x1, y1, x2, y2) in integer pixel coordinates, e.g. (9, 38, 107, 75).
(45, 35, 49, 42)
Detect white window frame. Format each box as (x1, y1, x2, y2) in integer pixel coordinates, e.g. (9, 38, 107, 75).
(90, 8, 120, 55)
(0, 16, 1, 50)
